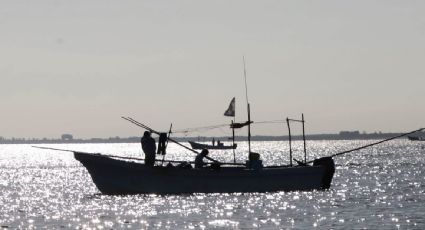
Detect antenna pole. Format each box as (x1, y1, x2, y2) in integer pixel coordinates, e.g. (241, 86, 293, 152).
(243, 56, 249, 105)
(243, 56, 252, 154)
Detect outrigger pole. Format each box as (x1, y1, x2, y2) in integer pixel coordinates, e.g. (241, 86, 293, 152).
(306, 127, 425, 164)
(32, 146, 197, 164)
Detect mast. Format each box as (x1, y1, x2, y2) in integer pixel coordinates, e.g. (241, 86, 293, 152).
(224, 97, 237, 163)
(302, 114, 307, 164)
(232, 120, 236, 163)
(232, 101, 236, 163)
(248, 103, 251, 153)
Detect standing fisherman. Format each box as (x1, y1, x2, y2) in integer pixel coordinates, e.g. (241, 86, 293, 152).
(141, 131, 156, 166)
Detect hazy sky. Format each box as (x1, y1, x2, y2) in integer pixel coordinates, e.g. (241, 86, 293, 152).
(1, 1, 424, 138)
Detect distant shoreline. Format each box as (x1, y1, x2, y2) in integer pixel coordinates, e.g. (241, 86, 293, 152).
(0, 132, 413, 144)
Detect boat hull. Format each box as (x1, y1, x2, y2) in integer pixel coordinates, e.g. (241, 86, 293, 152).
(408, 136, 425, 141)
(188, 141, 237, 150)
(74, 152, 335, 195)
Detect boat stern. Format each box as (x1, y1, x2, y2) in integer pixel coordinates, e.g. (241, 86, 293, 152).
(313, 157, 335, 189)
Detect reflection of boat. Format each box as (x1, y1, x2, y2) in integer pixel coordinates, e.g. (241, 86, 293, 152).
(74, 151, 335, 195)
(188, 141, 237, 150)
(407, 136, 425, 141)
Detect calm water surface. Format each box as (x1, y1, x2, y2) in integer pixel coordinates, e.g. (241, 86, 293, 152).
(1, 140, 425, 229)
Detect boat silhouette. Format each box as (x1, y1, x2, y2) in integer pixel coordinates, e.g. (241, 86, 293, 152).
(74, 151, 334, 194)
(188, 141, 237, 150)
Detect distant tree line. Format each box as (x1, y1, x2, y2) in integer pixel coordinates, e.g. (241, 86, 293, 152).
(0, 131, 408, 144)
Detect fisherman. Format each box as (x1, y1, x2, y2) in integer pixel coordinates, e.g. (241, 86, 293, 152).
(141, 131, 156, 166)
(212, 138, 215, 146)
(195, 149, 209, 169)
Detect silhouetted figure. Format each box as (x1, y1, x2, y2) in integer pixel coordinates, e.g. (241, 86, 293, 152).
(212, 138, 215, 146)
(195, 149, 209, 169)
(141, 131, 156, 166)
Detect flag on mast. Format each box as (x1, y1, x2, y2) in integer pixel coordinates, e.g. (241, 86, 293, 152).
(224, 97, 235, 117)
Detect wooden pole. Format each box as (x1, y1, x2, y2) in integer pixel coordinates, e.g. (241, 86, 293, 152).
(248, 103, 252, 154)
(232, 120, 236, 163)
(286, 117, 293, 167)
(302, 114, 307, 164)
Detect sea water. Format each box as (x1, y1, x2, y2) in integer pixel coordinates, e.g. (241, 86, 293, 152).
(0, 140, 424, 229)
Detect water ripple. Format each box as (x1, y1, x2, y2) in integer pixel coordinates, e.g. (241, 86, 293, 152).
(1, 140, 425, 228)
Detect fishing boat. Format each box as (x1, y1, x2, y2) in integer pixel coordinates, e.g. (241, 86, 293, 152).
(407, 136, 425, 141)
(35, 123, 421, 195)
(72, 93, 337, 194)
(34, 115, 422, 195)
(188, 141, 237, 150)
(69, 115, 422, 195)
(73, 151, 334, 194)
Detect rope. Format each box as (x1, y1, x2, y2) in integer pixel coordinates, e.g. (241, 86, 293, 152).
(173, 123, 229, 134)
(172, 119, 288, 135)
(306, 127, 424, 164)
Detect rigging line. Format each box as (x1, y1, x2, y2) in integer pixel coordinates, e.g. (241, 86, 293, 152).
(217, 126, 231, 135)
(173, 119, 288, 134)
(306, 127, 425, 164)
(173, 123, 230, 133)
(254, 120, 287, 124)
